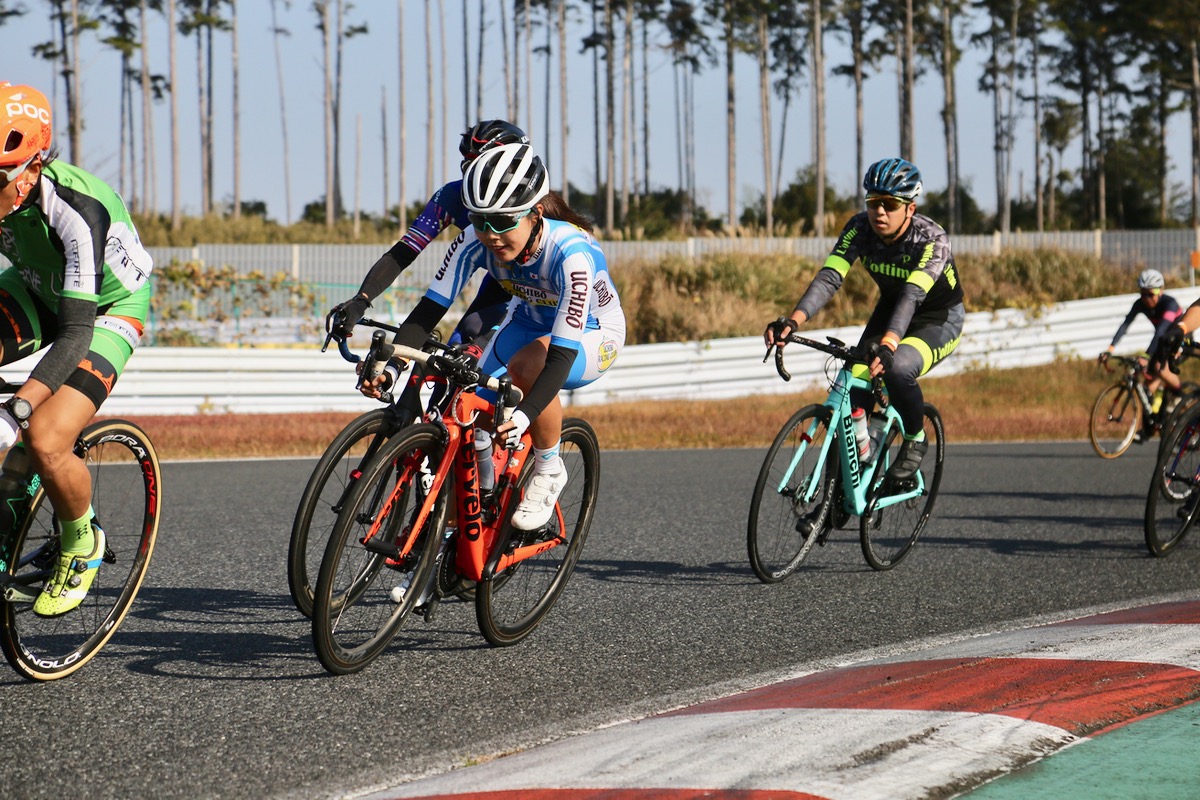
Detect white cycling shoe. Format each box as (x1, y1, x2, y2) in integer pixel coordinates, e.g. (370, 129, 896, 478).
(511, 470, 568, 531)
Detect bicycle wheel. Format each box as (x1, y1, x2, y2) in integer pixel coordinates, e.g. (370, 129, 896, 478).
(288, 408, 402, 618)
(859, 403, 944, 571)
(311, 423, 448, 674)
(0, 419, 162, 681)
(747, 404, 833, 583)
(1145, 414, 1200, 556)
(1089, 382, 1140, 458)
(475, 418, 600, 647)
(1158, 389, 1200, 462)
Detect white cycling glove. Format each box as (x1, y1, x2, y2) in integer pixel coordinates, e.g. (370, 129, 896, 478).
(500, 410, 530, 450)
(0, 408, 19, 452)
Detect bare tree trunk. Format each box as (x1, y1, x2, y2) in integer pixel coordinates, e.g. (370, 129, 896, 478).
(196, 27, 209, 215)
(621, 0, 633, 231)
(270, 0, 293, 224)
(940, 0, 958, 233)
(399, 0, 408, 232)
(1191, 39, 1199, 227)
(205, 15, 216, 215)
(500, 5, 513, 119)
(1158, 71, 1168, 227)
(812, 0, 825, 237)
(140, 0, 156, 214)
(1047, 149, 1056, 227)
(476, 0, 485, 121)
(1097, 72, 1107, 230)
(558, 0, 569, 202)
(323, 2, 334, 227)
(757, 12, 772, 235)
(604, 0, 615, 235)
(119, 54, 129, 199)
(436, 0, 446, 181)
(354, 113, 361, 238)
(901, 0, 914, 160)
(424, 0, 434, 200)
(462, 0, 470, 130)
(641, 14, 650, 197)
(851, 15, 865, 192)
(381, 88, 388, 220)
(169, 0, 180, 229)
(332, 0, 346, 218)
(724, 5, 736, 235)
(524, 0, 532, 134)
(231, 0, 241, 219)
(1031, 5, 1042, 232)
(70, 0, 81, 163)
(592, 2, 602, 223)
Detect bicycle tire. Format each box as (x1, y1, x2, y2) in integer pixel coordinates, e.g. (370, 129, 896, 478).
(1089, 382, 1140, 458)
(475, 418, 600, 647)
(0, 419, 162, 681)
(288, 408, 402, 617)
(1145, 413, 1200, 556)
(1157, 389, 1200, 462)
(747, 404, 833, 584)
(311, 423, 448, 674)
(859, 403, 944, 571)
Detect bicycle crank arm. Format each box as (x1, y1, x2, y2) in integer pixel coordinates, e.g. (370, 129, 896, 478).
(361, 538, 403, 558)
(0, 574, 40, 603)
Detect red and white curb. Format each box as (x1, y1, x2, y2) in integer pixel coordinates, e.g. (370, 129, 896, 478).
(360, 597, 1200, 800)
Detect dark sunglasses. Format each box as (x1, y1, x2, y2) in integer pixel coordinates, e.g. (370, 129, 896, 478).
(865, 196, 909, 213)
(469, 208, 532, 234)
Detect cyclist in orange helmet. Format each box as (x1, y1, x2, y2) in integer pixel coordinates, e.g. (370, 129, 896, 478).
(0, 83, 154, 616)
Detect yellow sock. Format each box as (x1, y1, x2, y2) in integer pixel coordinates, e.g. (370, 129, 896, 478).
(1152, 389, 1164, 415)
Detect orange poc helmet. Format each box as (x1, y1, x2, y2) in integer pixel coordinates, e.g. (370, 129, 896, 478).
(0, 83, 52, 168)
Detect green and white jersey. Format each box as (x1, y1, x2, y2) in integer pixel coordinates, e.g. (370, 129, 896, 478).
(0, 161, 153, 311)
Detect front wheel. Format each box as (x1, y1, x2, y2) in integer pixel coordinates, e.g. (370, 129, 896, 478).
(747, 405, 833, 583)
(1089, 382, 1139, 458)
(288, 408, 402, 618)
(859, 403, 944, 571)
(311, 424, 448, 674)
(0, 420, 163, 681)
(1145, 414, 1200, 556)
(475, 418, 600, 647)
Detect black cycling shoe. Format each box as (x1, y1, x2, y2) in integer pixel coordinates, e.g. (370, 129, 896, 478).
(795, 507, 826, 539)
(1177, 492, 1200, 521)
(889, 438, 928, 482)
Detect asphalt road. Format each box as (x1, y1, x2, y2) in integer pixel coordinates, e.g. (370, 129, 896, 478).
(2, 440, 1196, 800)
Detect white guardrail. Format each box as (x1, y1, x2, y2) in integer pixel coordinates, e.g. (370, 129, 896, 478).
(3, 290, 1196, 416)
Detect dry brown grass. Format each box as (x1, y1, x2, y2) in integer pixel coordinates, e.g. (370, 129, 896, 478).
(126, 357, 1127, 461)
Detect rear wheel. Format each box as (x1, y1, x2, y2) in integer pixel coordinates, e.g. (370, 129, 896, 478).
(1089, 382, 1139, 458)
(311, 424, 447, 674)
(747, 405, 833, 583)
(475, 419, 600, 647)
(288, 409, 402, 617)
(0, 420, 162, 681)
(859, 404, 944, 571)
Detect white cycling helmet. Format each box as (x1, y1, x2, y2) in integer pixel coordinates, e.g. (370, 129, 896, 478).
(461, 142, 549, 215)
(1137, 269, 1165, 290)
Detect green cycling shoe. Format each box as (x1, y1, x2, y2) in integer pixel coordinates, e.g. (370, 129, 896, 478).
(33, 524, 106, 618)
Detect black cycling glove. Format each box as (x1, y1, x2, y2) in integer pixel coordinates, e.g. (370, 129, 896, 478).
(326, 295, 371, 338)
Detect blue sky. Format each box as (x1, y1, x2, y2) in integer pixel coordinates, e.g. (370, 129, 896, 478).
(0, 3, 1192, 226)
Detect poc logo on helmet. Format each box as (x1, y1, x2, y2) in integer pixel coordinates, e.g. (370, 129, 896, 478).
(6, 102, 50, 124)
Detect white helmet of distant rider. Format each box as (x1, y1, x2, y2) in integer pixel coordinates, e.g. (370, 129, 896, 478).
(1137, 269, 1164, 291)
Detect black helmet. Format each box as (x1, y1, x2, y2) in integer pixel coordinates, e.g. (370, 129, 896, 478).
(863, 157, 923, 201)
(461, 143, 549, 214)
(458, 119, 529, 173)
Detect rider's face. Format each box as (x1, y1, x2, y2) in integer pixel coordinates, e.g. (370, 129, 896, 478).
(474, 208, 540, 261)
(865, 194, 914, 241)
(1142, 289, 1161, 308)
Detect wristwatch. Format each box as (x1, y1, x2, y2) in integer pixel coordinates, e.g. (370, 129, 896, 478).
(3, 396, 31, 429)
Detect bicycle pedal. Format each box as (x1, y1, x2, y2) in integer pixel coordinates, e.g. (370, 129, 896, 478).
(362, 538, 403, 558)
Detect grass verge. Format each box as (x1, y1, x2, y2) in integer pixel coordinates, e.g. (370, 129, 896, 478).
(128, 357, 1128, 461)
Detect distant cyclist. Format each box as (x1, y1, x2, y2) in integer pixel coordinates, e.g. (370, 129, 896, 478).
(1100, 268, 1182, 436)
(326, 119, 528, 344)
(0, 83, 153, 616)
(764, 157, 963, 482)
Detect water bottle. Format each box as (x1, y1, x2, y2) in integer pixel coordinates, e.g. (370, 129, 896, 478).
(851, 407, 871, 461)
(866, 414, 888, 463)
(0, 443, 31, 536)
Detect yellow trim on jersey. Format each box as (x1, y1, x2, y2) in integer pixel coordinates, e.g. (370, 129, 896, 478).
(823, 255, 852, 277)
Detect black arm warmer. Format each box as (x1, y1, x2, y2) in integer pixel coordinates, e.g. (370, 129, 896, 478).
(356, 242, 420, 300)
(31, 295, 97, 392)
(517, 343, 576, 420)
(394, 296, 449, 350)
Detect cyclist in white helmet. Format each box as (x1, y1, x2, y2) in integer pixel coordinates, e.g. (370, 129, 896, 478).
(1101, 269, 1182, 439)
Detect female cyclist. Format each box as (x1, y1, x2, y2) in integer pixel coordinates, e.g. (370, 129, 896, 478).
(365, 142, 624, 530)
(0, 83, 153, 616)
(765, 157, 964, 481)
(326, 119, 528, 344)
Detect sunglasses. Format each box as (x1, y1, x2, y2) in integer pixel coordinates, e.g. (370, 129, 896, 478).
(0, 156, 33, 188)
(865, 196, 909, 213)
(469, 208, 532, 234)
(1141, 289, 1161, 297)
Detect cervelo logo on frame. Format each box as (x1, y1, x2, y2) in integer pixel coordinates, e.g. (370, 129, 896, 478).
(6, 102, 49, 124)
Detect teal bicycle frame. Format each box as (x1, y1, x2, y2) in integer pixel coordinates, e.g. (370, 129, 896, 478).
(779, 359, 926, 520)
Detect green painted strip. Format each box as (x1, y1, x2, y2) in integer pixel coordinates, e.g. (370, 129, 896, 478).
(965, 701, 1200, 798)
